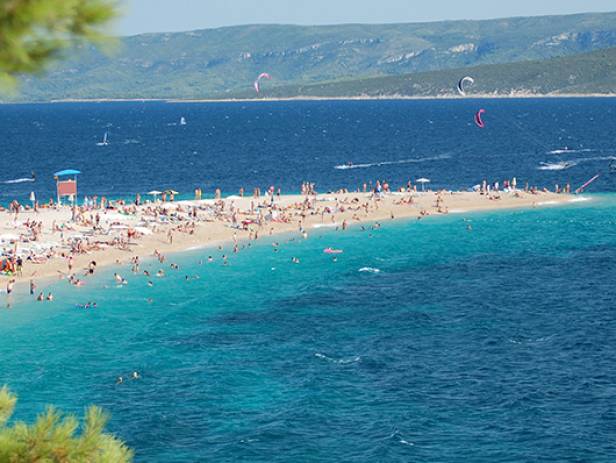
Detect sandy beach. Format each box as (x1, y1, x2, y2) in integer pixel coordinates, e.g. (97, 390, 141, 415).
(0, 187, 580, 295)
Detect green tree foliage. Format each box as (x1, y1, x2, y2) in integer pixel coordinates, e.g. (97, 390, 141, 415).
(0, 386, 133, 462)
(0, 0, 117, 85)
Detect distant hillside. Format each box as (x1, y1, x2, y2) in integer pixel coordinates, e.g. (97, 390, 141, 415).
(233, 46, 616, 98)
(5, 11, 616, 102)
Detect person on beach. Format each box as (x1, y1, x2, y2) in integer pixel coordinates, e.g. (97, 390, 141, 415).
(6, 279, 15, 295)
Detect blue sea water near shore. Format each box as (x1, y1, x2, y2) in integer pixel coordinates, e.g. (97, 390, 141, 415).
(1, 99, 616, 462)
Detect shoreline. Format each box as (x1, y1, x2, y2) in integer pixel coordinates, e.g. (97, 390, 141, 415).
(0, 190, 586, 297)
(0, 93, 614, 105)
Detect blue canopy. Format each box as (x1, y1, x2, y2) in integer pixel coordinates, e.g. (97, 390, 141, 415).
(54, 169, 81, 177)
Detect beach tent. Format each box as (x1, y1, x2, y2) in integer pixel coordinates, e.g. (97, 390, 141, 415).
(416, 178, 431, 192)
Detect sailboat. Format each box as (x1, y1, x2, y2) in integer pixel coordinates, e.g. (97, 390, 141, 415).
(180, 117, 187, 126)
(96, 132, 109, 146)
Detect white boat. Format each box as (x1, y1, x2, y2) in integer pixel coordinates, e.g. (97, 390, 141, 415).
(180, 117, 187, 126)
(96, 132, 109, 146)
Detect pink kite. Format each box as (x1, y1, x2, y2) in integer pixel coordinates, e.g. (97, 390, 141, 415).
(474, 109, 486, 128)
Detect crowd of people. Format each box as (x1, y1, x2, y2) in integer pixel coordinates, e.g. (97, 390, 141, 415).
(0, 177, 570, 308)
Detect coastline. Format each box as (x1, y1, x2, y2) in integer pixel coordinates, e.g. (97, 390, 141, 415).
(0, 190, 584, 294)
(0, 92, 612, 105)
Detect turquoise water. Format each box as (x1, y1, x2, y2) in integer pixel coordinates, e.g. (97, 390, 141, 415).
(1, 197, 616, 461)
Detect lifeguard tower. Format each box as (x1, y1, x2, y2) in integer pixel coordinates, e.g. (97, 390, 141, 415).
(54, 169, 81, 205)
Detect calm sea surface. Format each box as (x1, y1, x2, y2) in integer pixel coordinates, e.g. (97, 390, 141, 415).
(0, 100, 615, 462)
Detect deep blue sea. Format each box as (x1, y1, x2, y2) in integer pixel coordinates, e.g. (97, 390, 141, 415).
(1, 98, 616, 203)
(1, 100, 616, 462)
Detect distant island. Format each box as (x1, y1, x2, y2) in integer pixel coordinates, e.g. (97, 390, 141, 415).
(5, 11, 616, 102)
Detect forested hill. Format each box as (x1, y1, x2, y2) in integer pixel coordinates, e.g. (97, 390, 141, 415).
(7, 11, 616, 101)
(232, 46, 616, 99)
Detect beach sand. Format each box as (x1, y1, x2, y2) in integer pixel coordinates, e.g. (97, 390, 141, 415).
(0, 189, 579, 292)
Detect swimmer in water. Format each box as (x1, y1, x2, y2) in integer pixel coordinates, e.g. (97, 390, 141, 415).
(116, 376, 124, 385)
(156, 270, 165, 277)
(114, 273, 123, 284)
(132, 371, 140, 380)
(147, 281, 153, 287)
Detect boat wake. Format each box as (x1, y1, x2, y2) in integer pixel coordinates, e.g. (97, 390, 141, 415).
(538, 155, 616, 171)
(3, 178, 35, 184)
(334, 154, 451, 170)
(315, 353, 361, 364)
(537, 162, 577, 171)
(575, 155, 616, 163)
(359, 267, 381, 273)
(547, 148, 593, 155)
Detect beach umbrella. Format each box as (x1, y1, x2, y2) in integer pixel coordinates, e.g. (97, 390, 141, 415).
(416, 178, 431, 191)
(147, 190, 162, 201)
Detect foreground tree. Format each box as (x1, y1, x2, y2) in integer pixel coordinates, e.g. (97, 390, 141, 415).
(0, 386, 133, 462)
(0, 0, 116, 85)
(0, 2, 128, 460)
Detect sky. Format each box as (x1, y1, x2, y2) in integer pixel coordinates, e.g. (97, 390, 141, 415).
(115, 0, 616, 36)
